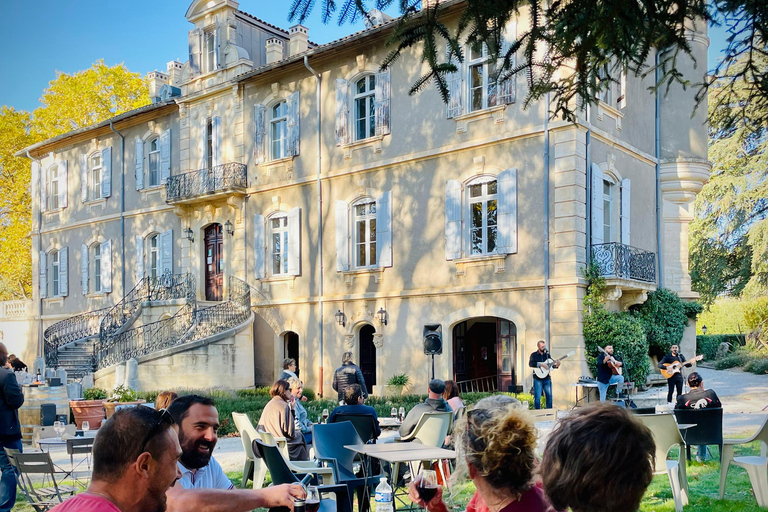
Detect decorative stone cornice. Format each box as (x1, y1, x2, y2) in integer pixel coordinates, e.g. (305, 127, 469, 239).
(659, 158, 711, 203)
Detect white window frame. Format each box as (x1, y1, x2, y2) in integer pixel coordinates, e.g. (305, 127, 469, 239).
(205, 30, 216, 73)
(269, 213, 289, 276)
(466, 44, 497, 113)
(90, 153, 102, 201)
(602, 178, 615, 243)
(466, 176, 499, 256)
(49, 165, 60, 211)
(51, 250, 60, 297)
(206, 119, 214, 170)
(93, 243, 102, 293)
(148, 234, 160, 279)
(597, 68, 613, 106)
(353, 75, 376, 141)
(270, 101, 288, 161)
(148, 138, 160, 187)
(352, 198, 377, 269)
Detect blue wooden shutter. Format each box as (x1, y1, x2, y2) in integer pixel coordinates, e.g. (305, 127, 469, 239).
(335, 201, 349, 271)
(375, 69, 391, 136)
(287, 207, 301, 276)
(81, 153, 88, 202)
(445, 180, 462, 260)
(376, 191, 392, 267)
(101, 147, 112, 198)
(59, 247, 68, 297)
(101, 239, 112, 293)
(189, 29, 202, 76)
(59, 160, 68, 208)
(335, 79, 350, 146)
(253, 104, 266, 164)
(621, 178, 631, 245)
(496, 168, 518, 254)
(287, 92, 300, 157)
(81, 244, 88, 295)
(254, 214, 266, 279)
(212, 116, 222, 167)
(39, 251, 47, 299)
(135, 139, 145, 190)
(161, 230, 173, 275)
(40, 165, 47, 213)
(591, 163, 604, 245)
(160, 129, 171, 183)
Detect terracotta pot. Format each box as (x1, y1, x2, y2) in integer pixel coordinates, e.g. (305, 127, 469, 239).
(70, 399, 106, 429)
(103, 399, 148, 419)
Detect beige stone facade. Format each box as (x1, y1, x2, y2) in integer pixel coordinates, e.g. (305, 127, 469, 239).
(22, 0, 709, 405)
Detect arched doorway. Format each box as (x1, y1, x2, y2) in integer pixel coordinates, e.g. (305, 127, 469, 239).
(204, 224, 223, 301)
(284, 331, 300, 377)
(359, 324, 376, 391)
(453, 317, 517, 392)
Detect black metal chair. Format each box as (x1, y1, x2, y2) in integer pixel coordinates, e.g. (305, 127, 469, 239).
(8, 450, 76, 511)
(331, 413, 379, 444)
(253, 438, 350, 512)
(632, 407, 657, 415)
(66, 437, 95, 486)
(673, 407, 724, 461)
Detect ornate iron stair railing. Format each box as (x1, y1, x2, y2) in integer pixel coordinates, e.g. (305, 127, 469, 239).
(165, 163, 247, 202)
(43, 307, 111, 368)
(591, 243, 657, 283)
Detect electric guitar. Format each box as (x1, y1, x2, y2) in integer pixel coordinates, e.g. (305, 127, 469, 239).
(597, 346, 624, 376)
(532, 351, 575, 379)
(660, 355, 704, 379)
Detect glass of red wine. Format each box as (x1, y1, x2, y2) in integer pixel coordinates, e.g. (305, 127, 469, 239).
(416, 469, 438, 507)
(306, 486, 320, 512)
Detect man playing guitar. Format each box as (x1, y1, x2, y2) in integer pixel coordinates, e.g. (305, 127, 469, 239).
(596, 345, 624, 401)
(529, 340, 559, 409)
(659, 344, 698, 404)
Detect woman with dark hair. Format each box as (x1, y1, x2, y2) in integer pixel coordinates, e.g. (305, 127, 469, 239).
(258, 379, 309, 461)
(280, 358, 298, 381)
(442, 380, 464, 411)
(409, 395, 560, 512)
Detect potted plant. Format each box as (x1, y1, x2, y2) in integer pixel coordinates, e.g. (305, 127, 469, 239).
(385, 373, 411, 397)
(70, 387, 108, 429)
(103, 385, 147, 418)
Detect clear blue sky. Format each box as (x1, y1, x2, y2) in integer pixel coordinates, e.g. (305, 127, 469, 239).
(0, 1, 728, 113)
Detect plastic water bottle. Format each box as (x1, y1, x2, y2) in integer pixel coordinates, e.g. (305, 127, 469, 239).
(375, 477, 393, 512)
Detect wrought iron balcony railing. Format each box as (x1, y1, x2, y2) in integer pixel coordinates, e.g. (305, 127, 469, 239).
(591, 242, 657, 283)
(165, 163, 247, 202)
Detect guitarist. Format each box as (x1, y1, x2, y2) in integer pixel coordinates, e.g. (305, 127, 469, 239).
(596, 345, 625, 401)
(529, 340, 559, 409)
(658, 344, 694, 404)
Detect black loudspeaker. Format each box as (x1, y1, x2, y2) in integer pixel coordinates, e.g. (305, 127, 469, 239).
(40, 403, 57, 426)
(423, 324, 443, 355)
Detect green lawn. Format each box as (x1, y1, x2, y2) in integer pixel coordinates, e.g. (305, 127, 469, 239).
(14, 441, 766, 511)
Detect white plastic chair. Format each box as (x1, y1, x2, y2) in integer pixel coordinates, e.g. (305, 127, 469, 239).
(398, 411, 453, 484)
(720, 414, 768, 506)
(258, 428, 334, 483)
(232, 412, 267, 489)
(635, 413, 689, 512)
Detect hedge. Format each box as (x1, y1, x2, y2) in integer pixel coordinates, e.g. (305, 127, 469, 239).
(744, 358, 768, 375)
(713, 352, 753, 370)
(631, 289, 690, 359)
(696, 334, 746, 360)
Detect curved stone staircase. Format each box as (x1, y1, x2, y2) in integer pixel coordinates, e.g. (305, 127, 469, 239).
(44, 273, 251, 382)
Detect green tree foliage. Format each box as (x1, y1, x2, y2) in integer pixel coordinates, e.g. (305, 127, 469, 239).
(0, 107, 35, 299)
(697, 297, 748, 334)
(0, 61, 149, 300)
(631, 288, 691, 358)
(289, 0, 767, 125)
(582, 264, 651, 387)
(691, 53, 768, 304)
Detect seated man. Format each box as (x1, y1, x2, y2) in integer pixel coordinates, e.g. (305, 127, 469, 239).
(675, 371, 722, 461)
(399, 379, 452, 438)
(328, 383, 381, 440)
(166, 395, 305, 512)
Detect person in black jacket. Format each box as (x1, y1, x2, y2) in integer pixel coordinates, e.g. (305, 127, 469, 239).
(658, 344, 693, 404)
(529, 340, 559, 409)
(0, 342, 24, 512)
(332, 352, 368, 403)
(675, 372, 721, 461)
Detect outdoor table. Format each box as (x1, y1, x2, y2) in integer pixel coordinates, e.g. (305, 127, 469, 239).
(37, 431, 97, 451)
(379, 417, 402, 428)
(677, 423, 697, 445)
(570, 381, 629, 406)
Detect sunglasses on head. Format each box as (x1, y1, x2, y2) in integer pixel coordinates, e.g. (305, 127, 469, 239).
(139, 408, 175, 455)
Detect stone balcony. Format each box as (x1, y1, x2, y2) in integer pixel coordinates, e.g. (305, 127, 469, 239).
(591, 242, 657, 310)
(165, 163, 247, 205)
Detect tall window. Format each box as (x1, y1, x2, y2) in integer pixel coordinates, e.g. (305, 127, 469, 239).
(206, 120, 213, 170)
(148, 235, 159, 279)
(468, 43, 497, 112)
(603, 179, 613, 242)
(91, 154, 102, 200)
(468, 178, 498, 255)
(205, 30, 216, 73)
(93, 243, 102, 293)
(271, 101, 288, 160)
(270, 214, 289, 275)
(148, 139, 160, 186)
(49, 165, 60, 210)
(51, 250, 60, 296)
(353, 199, 376, 268)
(597, 68, 612, 105)
(354, 76, 376, 141)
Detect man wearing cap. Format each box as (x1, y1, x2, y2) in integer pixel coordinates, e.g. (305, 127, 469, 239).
(399, 379, 452, 438)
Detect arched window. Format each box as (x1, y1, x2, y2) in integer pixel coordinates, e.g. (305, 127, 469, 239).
(270, 213, 289, 275)
(354, 75, 376, 141)
(90, 153, 102, 201)
(353, 198, 377, 268)
(148, 138, 160, 186)
(148, 234, 160, 279)
(271, 101, 288, 160)
(467, 176, 498, 255)
(93, 243, 102, 293)
(51, 250, 60, 297)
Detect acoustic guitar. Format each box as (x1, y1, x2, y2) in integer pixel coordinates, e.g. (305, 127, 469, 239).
(532, 351, 575, 379)
(597, 346, 623, 376)
(660, 355, 704, 379)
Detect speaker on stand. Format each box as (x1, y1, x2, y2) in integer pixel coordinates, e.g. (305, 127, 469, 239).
(423, 324, 443, 380)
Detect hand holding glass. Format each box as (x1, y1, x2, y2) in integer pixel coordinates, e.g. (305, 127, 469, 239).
(416, 469, 438, 506)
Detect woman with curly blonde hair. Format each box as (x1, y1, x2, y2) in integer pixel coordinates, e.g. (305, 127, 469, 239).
(408, 395, 560, 512)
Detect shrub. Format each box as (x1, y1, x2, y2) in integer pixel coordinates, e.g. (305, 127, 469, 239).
(584, 308, 650, 387)
(387, 373, 411, 387)
(82, 387, 108, 400)
(745, 297, 768, 330)
(745, 358, 768, 375)
(109, 385, 138, 403)
(696, 334, 747, 360)
(713, 352, 753, 370)
(302, 387, 316, 402)
(683, 301, 704, 319)
(631, 288, 690, 359)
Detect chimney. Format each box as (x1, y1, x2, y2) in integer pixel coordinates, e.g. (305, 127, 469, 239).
(288, 25, 309, 57)
(266, 38, 284, 65)
(147, 71, 169, 103)
(422, 0, 438, 8)
(166, 61, 183, 86)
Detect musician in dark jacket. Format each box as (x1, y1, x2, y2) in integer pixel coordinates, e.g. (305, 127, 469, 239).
(529, 340, 558, 409)
(0, 342, 24, 512)
(332, 352, 368, 403)
(658, 344, 693, 404)
(596, 345, 624, 401)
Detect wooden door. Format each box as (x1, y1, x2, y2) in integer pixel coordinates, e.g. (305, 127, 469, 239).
(359, 324, 376, 390)
(204, 224, 223, 301)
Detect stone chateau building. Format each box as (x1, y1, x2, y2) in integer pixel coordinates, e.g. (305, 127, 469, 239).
(19, 0, 709, 404)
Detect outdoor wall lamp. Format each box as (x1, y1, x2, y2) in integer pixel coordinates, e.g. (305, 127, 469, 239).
(184, 227, 194, 243)
(378, 307, 388, 325)
(702, 325, 708, 335)
(225, 220, 234, 236)
(335, 310, 346, 327)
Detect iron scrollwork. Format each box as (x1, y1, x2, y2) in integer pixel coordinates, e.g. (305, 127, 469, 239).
(165, 163, 247, 202)
(591, 243, 656, 283)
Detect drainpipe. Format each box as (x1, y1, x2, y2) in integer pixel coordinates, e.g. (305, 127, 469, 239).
(304, 55, 324, 397)
(26, 150, 44, 358)
(655, 50, 663, 289)
(585, 103, 592, 266)
(543, 93, 551, 351)
(109, 122, 126, 297)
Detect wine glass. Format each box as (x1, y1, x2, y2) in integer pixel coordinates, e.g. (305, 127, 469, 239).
(305, 486, 320, 512)
(390, 407, 398, 419)
(416, 469, 438, 507)
(53, 421, 63, 441)
(399, 407, 406, 421)
(81, 421, 90, 434)
(322, 409, 329, 423)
